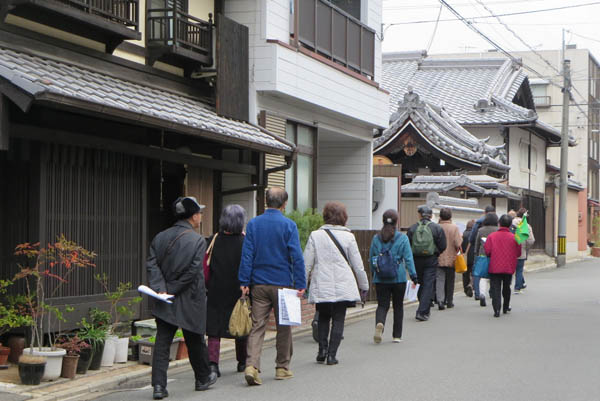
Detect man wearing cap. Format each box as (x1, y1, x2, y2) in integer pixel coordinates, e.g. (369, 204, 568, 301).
(407, 206, 447, 321)
(147, 197, 217, 400)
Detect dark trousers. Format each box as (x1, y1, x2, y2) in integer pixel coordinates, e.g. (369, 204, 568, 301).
(316, 302, 347, 356)
(435, 266, 456, 305)
(462, 264, 473, 291)
(375, 283, 407, 338)
(208, 336, 247, 364)
(415, 256, 437, 316)
(152, 318, 210, 388)
(489, 273, 512, 313)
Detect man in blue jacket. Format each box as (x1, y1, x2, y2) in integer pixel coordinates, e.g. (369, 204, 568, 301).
(239, 187, 306, 386)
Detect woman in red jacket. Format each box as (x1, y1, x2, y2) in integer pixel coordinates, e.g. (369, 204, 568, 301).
(484, 214, 522, 317)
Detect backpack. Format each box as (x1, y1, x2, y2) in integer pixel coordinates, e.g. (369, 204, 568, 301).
(375, 234, 400, 279)
(411, 221, 437, 256)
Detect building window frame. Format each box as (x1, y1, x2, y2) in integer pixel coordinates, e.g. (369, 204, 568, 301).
(285, 121, 318, 212)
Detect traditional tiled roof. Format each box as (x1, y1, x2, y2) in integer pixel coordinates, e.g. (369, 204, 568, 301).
(0, 47, 293, 155)
(382, 55, 538, 126)
(402, 174, 521, 200)
(374, 90, 510, 172)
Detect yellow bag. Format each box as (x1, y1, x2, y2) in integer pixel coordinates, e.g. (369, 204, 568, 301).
(455, 252, 467, 274)
(229, 297, 252, 338)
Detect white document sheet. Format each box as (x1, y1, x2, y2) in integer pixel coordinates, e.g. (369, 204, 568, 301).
(138, 285, 174, 304)
(278, 288, 302, 326)
(404, 283, 420, 302)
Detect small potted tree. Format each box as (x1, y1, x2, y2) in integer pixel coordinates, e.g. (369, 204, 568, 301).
(0, 280, 32, 367)
(56, 335, 90, 379)
(13, 236, 96, 382)
(87, 308, 113, 368)
(95, 275, 141, 364)
(76, 317, 106, 373)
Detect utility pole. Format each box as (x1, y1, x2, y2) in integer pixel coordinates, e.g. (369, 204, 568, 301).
(557, 28, 571, 267)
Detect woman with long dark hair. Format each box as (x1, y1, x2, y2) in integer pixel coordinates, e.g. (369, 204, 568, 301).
(369, 210, 417, 343)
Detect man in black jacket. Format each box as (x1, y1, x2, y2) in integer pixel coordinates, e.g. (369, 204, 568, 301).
(407, 206, 447, 321)
(147, 197, 217, 400)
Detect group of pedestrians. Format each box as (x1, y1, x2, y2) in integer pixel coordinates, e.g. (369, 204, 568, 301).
(144, 188, 534, 399)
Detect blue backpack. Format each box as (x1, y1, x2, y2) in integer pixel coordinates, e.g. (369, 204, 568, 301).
(375, 234, 400, 279)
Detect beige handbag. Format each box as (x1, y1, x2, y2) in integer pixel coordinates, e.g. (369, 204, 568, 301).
(228, 296, 252, 337)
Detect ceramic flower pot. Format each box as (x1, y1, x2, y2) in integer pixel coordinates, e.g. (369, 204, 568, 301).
(76, 347, 93, 374)
(7, 336, 25, 364)
(23, 348, 66, 381)
(0, 345, 10, 366)
(18, 361, 46, 385)
(60, 355, 79, 379)
(100, 335, 118, 367)
(88, 342, 105, 371)
(113, 337, 129, 364)
(176, 341, 188, 360)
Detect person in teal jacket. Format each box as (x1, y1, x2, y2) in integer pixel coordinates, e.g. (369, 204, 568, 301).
(369, 209, 418, 344)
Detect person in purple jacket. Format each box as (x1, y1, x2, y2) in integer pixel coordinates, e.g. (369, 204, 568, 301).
(238, 187, 306, 386)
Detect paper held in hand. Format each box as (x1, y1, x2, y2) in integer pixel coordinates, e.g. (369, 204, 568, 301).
(278, 288, 302, 326)
(138, 285, 174, 304)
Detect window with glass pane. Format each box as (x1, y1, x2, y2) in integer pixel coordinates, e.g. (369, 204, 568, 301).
(284, 121, 315, 212)
(329, 0, 361, 20)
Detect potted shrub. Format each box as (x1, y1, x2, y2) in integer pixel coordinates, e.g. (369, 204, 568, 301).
(95, 274, 142, 364)
(128, 335, 142, 361)
(13, 236, 96, 382)
(87, 308, 113, 368)
(77, 317, 106, 373)
(0, 280, 32, 367)
(18, 353, 46, 385)
(137, 335, 182, 366)
(56, 335, 90, 379)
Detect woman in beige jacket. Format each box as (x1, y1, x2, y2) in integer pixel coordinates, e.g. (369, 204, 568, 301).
(436, 208, 463, 309)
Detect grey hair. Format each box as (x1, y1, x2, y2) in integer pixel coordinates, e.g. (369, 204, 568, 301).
(219, 204, 247, 234)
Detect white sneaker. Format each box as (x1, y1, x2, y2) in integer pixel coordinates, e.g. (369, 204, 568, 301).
(374, 323, 384, 344)
(514, 289, 522, 294)
(392, 338, 403, 343)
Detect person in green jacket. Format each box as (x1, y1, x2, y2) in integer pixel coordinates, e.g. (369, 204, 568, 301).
(369, 209, 418, 344)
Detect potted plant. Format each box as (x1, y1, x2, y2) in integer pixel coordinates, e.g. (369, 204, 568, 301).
(128, 335, 142, 361)
(0, 280, 32, 367)
(18, 353, 46, 385)
(95, 275, 141, 364)
(56, 335, 90, 379)
(137, 335, 182, 366)
(174, 329, 188, 360)
(88, 308, 113, 368)
(77, 317, 106, 373)
(13, 236, 96, 382)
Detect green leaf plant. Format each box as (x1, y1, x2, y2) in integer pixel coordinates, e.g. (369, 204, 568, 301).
(94, 274, 142, 336)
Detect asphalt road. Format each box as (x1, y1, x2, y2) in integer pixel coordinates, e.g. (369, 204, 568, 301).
(88, 259, 600, 401)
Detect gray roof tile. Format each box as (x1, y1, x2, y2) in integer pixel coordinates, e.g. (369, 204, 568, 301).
(0, 47, 292, 154)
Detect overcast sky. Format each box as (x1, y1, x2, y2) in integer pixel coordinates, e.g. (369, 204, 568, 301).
(381, 0, 600, 61)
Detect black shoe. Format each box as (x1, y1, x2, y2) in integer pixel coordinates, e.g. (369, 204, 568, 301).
(480, 296, 486, 307)
(195, 371, 217, 391)
(438, 304, 445, 311)
(209, 362, 221, 378)
(430, 300, 435, 307)
(522, 283, 527, 289)
(237, 362, 246, 373)
(316, 347, 327, 363)
(474, 295, 480, 301)
(465, 287, 473, 298)
(415, 313, 429, 321)
(446, 303, 454, 309)
(326, 354, 338, 365)
(494, 311, 500, 318)
(503, 307, 511, 314)
(153, 385, 168, 400)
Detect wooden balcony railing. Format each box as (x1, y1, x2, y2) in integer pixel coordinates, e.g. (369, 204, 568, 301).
(147, 7, 212, 58)
(54, 0, 139, 28)
(295, 0, 376, 80)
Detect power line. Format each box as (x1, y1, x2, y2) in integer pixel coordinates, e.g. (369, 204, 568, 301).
(426, 5, 444, 52)
(568, 31, 600, 44)
(384, 0, 548, 10)
(384, 2, 600, 26)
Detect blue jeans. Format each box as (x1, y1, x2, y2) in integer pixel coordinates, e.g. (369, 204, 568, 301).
(515, 259, 526, 290)
(473, 275, 481, 298)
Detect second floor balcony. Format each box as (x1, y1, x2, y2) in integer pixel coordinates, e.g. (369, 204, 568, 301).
(295, 0, 376, 80)
(1, 0, 141, 53)
(146, 6, 213, 77)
